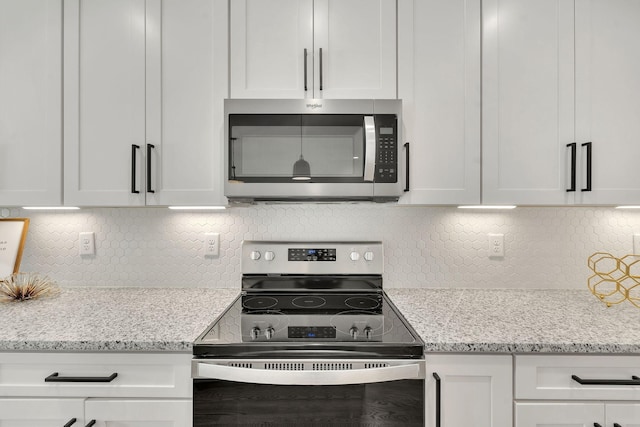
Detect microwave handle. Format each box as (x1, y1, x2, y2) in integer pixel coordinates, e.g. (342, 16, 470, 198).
(364, 116, 376, 182)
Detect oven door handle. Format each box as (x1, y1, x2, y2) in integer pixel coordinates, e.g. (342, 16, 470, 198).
(363, 115, 376, 182)
(195, 362, 422, 386)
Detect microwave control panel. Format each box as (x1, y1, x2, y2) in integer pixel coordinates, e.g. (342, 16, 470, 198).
(375, 115, 397, 183)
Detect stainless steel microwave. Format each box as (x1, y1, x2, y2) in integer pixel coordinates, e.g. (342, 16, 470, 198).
(224, 99, 404, 203)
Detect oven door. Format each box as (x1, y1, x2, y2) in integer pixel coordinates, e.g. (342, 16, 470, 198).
(193, 358, 425, 426)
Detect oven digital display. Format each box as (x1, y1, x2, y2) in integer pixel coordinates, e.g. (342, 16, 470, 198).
(289, 326, 336, 339)
(288, 248, 336, 261)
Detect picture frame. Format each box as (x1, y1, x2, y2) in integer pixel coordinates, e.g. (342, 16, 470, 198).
(0, 218, 30, 278)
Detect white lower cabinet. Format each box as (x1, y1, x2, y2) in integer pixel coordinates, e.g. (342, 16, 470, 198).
(0, 352, 192, 427)
(85, 399, 192, 426)
(0, 398, 85, 427)
(425, 354, 512, 427)
(515, 355, 640, 427)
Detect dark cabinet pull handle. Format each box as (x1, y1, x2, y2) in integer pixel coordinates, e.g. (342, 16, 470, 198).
(581, 141, 592, 192)
(146, 143, 155, 193)
(131, 144, 140, 194)
(63, 419, 77, 427)
(404, 142, 410, 192)
(614, 423, 623, 427)
(433, 372, 441, 427)
(566, 142, 577, 192)
(85, 421, 97, 427)
(594, 424, 602, 427)
(572, 374, 640, 385)
(45, 372, 118, 383)
(303, 49, 308, 92)
(319, 48, 323, 91)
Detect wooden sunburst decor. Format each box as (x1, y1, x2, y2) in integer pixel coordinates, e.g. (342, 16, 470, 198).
(0, 273, 59, 302)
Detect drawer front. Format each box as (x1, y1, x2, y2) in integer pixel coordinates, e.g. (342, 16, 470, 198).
(0, 352, 192, 398)
(516, 355, 640, 400)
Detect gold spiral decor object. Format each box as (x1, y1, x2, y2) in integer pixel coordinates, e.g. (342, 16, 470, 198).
(588, 252, 640, 307)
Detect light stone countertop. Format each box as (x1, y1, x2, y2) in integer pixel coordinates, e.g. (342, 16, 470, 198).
(2, 288, 640, 354)
(0, 287, 239, 352)
(386, 288, 640, 354)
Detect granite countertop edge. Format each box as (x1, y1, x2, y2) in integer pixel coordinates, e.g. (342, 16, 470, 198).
(2, 287, 640, 354)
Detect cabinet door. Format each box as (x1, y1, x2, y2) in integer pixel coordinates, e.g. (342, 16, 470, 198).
(0, 398, 85, 426)
(482, 0, 575, 205)
(398, 0, 481, 205)
(575, 0, 640, 205)
(64, 0, 147, 206)
(515, 402, 603, 427)
(145, 0, 227, 206)
(607, 404, 640, 427)
(85, 399, 191, 427)
(313, 0, 396, 99)
(426, 354, 512, 427)
(0, 0, 62, 206)
(229, 0, 313, 99)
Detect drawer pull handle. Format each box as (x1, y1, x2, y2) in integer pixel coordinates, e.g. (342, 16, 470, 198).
(614, 424, 622, 427)
(572, 374, 640, 386)
(85, 421, 97, 427)
(63, 419, 77, 427)
(45, 372, 118, 383)
(594, 424, 602, 427)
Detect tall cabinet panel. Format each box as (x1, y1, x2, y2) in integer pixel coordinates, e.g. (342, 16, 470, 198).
(230, 0, 396, 99)
(0, 0, 62, 206)
(65, 0, 227, 206)
(482, 0, 575, 205)
(145, 0, 227, 206)
(398, 0, 481, 205)
(576, 0, 640, 205)
(64, 0, 147, 206)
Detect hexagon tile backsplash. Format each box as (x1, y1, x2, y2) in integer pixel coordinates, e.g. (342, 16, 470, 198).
(5, 205, 640, 289)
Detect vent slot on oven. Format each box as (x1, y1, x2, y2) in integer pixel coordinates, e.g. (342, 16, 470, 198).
(265, 362, 304, 371)
(224, 362, 392, 371)
(364, 362, 390, 369)
(313, 363, 354, 371)
(228, 362, 253, 369)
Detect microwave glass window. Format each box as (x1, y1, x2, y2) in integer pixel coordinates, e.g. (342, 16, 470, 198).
(229, 114, 367, 182)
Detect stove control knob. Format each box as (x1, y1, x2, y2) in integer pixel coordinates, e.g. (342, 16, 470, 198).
(264, 327, 275, 340)
(264, 251, 275, 261)
(349, 251, 360, 261)
(364, 251, 375, 261)
(364, 327, 373, 340)
(250, 251, 261, 261)
(250, 327, 261, 340)
(349, 327, 359, 340)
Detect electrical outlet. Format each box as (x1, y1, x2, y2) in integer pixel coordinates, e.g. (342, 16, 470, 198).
(634, 234, 640, 254)
(79, 231, 95, 256)
(488, 233, 504, 258)
(204, 232, 220, 257)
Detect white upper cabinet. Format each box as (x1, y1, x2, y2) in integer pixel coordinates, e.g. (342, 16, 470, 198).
(0, 0, 62, 207)
(483, 0, 640, 206)
(482, 0, 575, 205)
(230, 0, 396, 99)
(575, 0, 640, 205)
(64, 0, 227, 207)
(398, 0, 481, 205)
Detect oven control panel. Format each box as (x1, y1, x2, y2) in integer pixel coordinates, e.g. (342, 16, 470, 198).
(242, 241, 383, 275)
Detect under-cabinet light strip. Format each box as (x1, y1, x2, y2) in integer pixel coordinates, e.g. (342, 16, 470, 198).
(457, 205, 517, 210)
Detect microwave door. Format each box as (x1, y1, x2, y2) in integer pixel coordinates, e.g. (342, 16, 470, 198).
(363, 116, 376, 182)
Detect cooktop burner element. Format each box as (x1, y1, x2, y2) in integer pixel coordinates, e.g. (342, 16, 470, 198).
(193, 241, 424, 359)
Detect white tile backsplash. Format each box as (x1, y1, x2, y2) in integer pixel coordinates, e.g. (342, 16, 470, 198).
(6, 205, 640, 289)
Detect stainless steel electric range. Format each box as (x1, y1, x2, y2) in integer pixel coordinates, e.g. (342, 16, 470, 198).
(192, 241, 425, 427)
